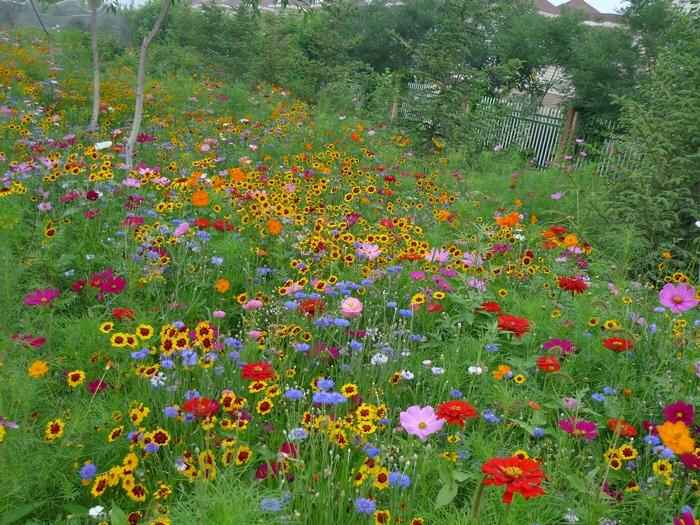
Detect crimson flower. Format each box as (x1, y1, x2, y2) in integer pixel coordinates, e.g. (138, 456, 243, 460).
(478, 301, 501, 314)
(602, 337, 634, 352)
(299, 298, 324, 318)
(241, 361, 275, 382)
(536, 355, 561, 373)
(663, 401, 695, 426)
(607, 418, 637, 438)
(497, 315, 530, 338)
(436, 400, 478, 427)
(182, 397, 219, 418)
(558, 276, 588, 295)
(481, 457, 545, 504)
(112, 307, 135, 321)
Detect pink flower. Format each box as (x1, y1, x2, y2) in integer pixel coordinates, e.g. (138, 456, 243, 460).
(663, 401, 695, 426)
(174, 222, 190, 237)
(399, 405, 444, 441)
(88, 379, 109, 394)
(213, 310, 226, 319)
(558, 417, 598, 441)
(356, 243, 381, 261)
(424, 249, 450, 264)
(340, 297, 363, 319)
(248, 330, 263, 340)
(410, 271, 426, 281)
(242, 299, 264, 311)
(24, 288, 60, 306)
(542, 338, 575, 355)
(659, 283, 698, 314)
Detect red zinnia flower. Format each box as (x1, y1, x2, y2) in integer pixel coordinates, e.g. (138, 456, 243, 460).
(557, 276, 588, 295)
(536, 355, 561, 373)
(182, 397, 219, 418)
(299, 298, 324, 318)
(112, 307, 135, 321)
(436, 400, 478, 427)
(602, 337, 634, 352)
(241, 361, 275, 382)
(481, 456, 545, 504)
(478, 301, 501, 314)
(497, 315, 530, 338)
(607, 418, 637, 438)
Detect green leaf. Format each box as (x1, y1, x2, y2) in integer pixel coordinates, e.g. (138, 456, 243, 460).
(109, 505, 128, 525)
(565, 473, 589, 494)
(0, 502, 44, 525)
(435, 482, 459, 508)
(452, 470, 470, 482)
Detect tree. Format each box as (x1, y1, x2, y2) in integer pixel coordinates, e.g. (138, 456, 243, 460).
(125, 0, 173, 169)
(87, 0, 120, 131)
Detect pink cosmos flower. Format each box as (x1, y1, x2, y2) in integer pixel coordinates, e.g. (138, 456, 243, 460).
(212, 310, 226, 319)
(24, 288, 60, 306)
(356, 243, 381, 261)
(424, 249, 450, 264)
(399, 405, 445, 441)
(659, 283, 698, 314)
(174, 222, 190, 237)
(243, 299, 264, 311)
(542, 338, 575, 355)
(663, 401, 695, 426)
(558, 417, 598, 441)
(340, 297, 363, 319)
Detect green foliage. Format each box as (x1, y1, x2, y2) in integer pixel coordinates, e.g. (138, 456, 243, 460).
(611, 10, 700, 278)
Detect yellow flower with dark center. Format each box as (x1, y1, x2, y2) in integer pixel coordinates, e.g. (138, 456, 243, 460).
(67, 370, 86, 388)
(45, 418, 65, 441)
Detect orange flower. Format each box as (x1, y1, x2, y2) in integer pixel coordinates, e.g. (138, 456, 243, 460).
(267, 219, 283, 236)
(191, 190, 209, 207)
(229, 167, 247, 183)
(657, 420, 695, 455)
(495, 212, 520, 227)
(215, 278, 230, 294)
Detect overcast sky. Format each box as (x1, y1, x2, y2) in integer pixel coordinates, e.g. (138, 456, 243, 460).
(551, 0, 629, 14)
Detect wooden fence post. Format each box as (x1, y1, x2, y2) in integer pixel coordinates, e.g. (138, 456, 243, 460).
(555, 107, 578, 163)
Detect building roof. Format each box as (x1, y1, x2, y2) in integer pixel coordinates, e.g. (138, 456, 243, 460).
(533, 0, 559, 15)
(558, 0, 600, 15)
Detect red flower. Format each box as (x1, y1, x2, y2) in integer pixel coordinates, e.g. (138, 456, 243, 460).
(241, 361, 275, 382)
(497, 315, 530, 338)
(603, 337, 634, 352)
(112, 307, 135, 321)
(482, 457, 545, 504)
(607, 418, 637, 437)
(478, 301, 501, 314)
(71, 279, 87, 293)
(536, 355, 561, 373)
(557, 276, 588, 295)
(427, 303, 444, 314)
(88, 379, 109, 394)
(436, 400, 478, 427)
(299, 298, 324, 318)
(182, 397, 219, 418)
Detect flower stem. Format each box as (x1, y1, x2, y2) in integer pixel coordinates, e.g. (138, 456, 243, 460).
(470, 480, 485, 523)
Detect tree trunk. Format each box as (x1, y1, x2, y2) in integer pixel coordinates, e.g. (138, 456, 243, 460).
(88, 1, 100, 132)
(124, 0, 171, 169)
(28, 0, 50, 39)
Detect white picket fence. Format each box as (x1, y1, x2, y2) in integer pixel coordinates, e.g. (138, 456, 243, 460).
(477, 96, 564, 167)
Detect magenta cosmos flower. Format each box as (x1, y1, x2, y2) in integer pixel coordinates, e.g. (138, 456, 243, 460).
(659, 283, 698, 314)
(399, 405, 444, 441)
(559, 417, 598, 441)
(542, 338, 575, 355)
(24, 288, 60, 306)
(663, 401, 695, 426)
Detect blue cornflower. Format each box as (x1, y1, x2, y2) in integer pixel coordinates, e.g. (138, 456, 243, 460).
(163, 406, 179, 418)
(288, 427, 308, 441)
(334, 318, 351, 327)
(484, 342, 500, 352)
(224, 337, 242, 348)
(227, 351, 241, 362)
(294, 342, 310, 353)
(398, 309, 413, 318)
(79, 463, 97, 480)
(386, 265, 403, 274)
(284, 388, 305, 400)
(387, 301, 398, 309)
(349, 340, 364, 351)
(602, 386, 617, 396)
(532, 427, 545, 438)
(284, 301, 298, 310)
(184, 389, 200, 400)
(483, 409, 501, 424)
(196, 230, 211, 241)
(210, 256, 224, 266)
(591, 393, 606, 402)
(450, 389, 463, 399)
(354, 498, 376, 514)
(260, 498, 283, 513)
(317, 378, 335, 391)
(181, 350, 198, 367)
(160, 357, 175, 369)
(644, 434, 661, 446)
(131, 348, 149, 360)
(388, 472, 411, 488)
(144, 442, 159, 454)
(363, 444, 380, 458)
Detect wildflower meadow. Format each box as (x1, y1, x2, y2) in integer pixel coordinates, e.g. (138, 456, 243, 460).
(1, 4, 700, 525)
